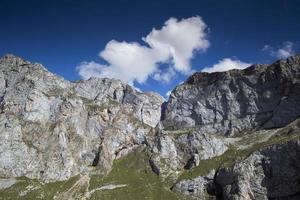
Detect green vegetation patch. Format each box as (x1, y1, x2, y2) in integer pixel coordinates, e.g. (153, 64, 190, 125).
(164, 127, 198, 139)
(177, 125, 300, 181)
(80, 96, 119, 112)
(177, 120, 300, 181)
(88, 147, 191, 200)
(0, 176, 80, 200)
(45, 87, 76, 99)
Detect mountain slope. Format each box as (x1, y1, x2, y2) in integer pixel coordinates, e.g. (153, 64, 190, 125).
(0, 54, 164, 182)
(0, 54, 300, 200)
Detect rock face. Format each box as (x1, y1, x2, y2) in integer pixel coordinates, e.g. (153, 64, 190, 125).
(162, 55, 300, 135)
(169, 117, 300, 200)
(215, 141, 300, 200)
(74, 77, 163, 128)
(1, 53, 300, 199)
(172, 170, 216, 199)
(149, 129, 228, 177)
(171, 140, 300, 200)
(0, 54, 164, 181)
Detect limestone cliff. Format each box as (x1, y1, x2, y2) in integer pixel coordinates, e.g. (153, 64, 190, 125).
(162, 54, 300, 135)
(0, 53, 300, 200)
(0, 54, 164, 182)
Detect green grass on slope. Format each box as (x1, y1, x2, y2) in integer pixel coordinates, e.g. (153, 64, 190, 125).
(0, 148, 190, 200)
(88, 147, 191, 200)
(2, 120, 299, 200)
(0, 175, 80, 200)
(177, 124, 300, 181)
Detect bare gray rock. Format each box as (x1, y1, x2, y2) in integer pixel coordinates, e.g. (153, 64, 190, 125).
(149, 129, 228, 178)
(215, 141, 300, 200)
(0, 178, 16, 189)
(172, 170, 216, 199)
(1, 53, 300, 200)
(74, 77, 164, 128)
(0, 54, 163, 182)
(162, 54, 300, 135)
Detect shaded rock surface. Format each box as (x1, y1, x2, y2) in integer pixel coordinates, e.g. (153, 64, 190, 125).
(172, 140, 300, 200)
(149, 128, 228, 178)
(215, 141, 300, 200)
(172, 170, 216, 199)
(162, 54, 300, 135)
(171, 118, 300, 200)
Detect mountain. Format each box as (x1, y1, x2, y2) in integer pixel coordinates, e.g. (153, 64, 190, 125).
(163, 55, 300, 133)
(0, 53, 299, 200)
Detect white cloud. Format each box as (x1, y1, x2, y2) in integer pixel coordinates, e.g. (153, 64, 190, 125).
(77, 61, 105, 81)
(77, 16, 209, 85)
(262, 41, 295, 59)
(153, 67, 176, 83)
(143, 16, 209, 74)
(202, 58, 251, 73)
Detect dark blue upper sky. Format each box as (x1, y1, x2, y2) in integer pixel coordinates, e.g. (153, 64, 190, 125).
(1, 0, 300, 97)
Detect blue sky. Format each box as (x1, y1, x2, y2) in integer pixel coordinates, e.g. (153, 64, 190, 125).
(1, 0, 299, 98)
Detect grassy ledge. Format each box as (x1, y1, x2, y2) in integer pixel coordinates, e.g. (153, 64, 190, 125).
(88, 147, 191, 200)
(177, 123, 300, 181)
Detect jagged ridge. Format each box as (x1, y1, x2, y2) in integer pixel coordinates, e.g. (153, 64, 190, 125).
(162, 53, 300, 135)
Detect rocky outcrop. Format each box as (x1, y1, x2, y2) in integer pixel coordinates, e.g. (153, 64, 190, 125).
(162, 54, 300, 135)
(0, 178, 16, 189)
(74, 77, 163, 128)
(149, 128, 228, 178)
(169, 117, 300, 200)
(215, 141, 300, 200)
(172, 170, 216, 199)
(172, 141, 300, 200)
(172, 137, 300, 199)
(0, 54, 164, 182)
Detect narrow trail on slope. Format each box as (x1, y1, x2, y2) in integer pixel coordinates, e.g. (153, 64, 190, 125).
(54, 174, 90, 200)
(84, 184, 127, 199)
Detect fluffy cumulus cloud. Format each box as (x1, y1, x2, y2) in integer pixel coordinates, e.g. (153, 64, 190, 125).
(202, 58, 251, 73)
(152, 67, 176, 83)
(143, 17, 209, 74)
(262, 41, 295, 59)
(77, 16, 209, 85)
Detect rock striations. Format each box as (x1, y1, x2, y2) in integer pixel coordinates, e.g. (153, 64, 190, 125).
(162, 55, 300, 135)
(0, 53, 300, 199)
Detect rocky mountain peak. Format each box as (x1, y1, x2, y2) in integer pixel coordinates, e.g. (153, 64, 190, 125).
(0, 54, 28, 63)
(0, 54, 48, 72)
(183, 53, 300, 87)
(162, 54, 300, 134)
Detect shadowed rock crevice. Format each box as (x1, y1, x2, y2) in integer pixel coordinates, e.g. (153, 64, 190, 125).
(92, 151, 100, 167)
